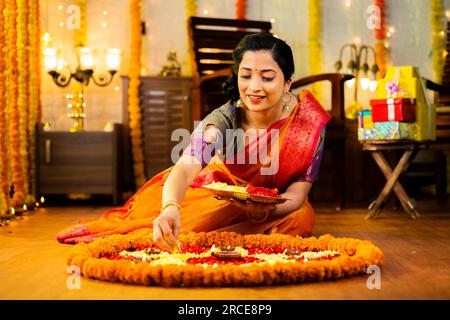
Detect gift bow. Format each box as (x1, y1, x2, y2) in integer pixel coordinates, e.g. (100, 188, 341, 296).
(386, 80, 405, 98)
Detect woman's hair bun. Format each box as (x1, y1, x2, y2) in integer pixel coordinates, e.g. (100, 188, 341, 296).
(223, 73, 240, 102)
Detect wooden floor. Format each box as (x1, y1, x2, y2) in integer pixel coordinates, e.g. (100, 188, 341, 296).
(1, 199, 449, 300)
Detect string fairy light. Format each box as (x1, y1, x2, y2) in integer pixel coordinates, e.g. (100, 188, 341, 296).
(101, 6, 109, 29)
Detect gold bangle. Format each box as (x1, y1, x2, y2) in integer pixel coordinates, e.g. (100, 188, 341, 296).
(160, 200, 182, 214)
(247, 210, 270, 223)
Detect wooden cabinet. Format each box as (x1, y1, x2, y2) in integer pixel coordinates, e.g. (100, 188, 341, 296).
(35, 123, 123, 205)
(122, 76, 192, 189)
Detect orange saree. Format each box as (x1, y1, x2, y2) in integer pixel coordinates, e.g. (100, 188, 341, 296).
(56, 90, 330, 244)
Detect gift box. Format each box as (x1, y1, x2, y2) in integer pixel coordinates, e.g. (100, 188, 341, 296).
(376, 66, 435, 141)
(377, 66, 418, 98)
(412, 68, 436, 141)
(373, 121, 416, 140)
(370, 98, 416, 122)
(358, 128, 377, 141)
(385, 65, 416, 79)
(358, 110, 374, 129)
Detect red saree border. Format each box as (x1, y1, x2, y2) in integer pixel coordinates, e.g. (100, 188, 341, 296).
(302, 91, 332, 165)
(273, 90, 331, 190)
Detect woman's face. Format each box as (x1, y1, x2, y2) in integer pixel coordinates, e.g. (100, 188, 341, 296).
(238, 50, 290, 113)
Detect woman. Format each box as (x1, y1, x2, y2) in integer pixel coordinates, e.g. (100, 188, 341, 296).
(56, 33, 330, 249)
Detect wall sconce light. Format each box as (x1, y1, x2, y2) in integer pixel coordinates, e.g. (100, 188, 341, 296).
(334, 43, 379, 119)
(44, 47, 121, 87)
(43, 47, 121, 131)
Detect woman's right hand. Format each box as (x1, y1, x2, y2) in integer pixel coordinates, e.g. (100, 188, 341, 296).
(152, 206, 181, 251)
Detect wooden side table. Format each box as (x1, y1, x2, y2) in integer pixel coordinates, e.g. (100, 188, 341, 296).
(362, 140, 429, 219)
(35, 123, 123, 205)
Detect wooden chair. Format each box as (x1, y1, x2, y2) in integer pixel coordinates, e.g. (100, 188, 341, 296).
(413, 78, 450, 202)
(291, 73, 354, 210)
(187, 16, 272, 121)
(405, 21, 450, 203)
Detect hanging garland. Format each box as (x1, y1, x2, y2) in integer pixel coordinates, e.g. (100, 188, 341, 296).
(308, 0, 323, 102)
(1, 1, 12, 212)
(185, 0, 197, 77)
(0, 0, 8, 216)
(236, 0, 247, 20)
(185, 0, 197, 18)
(74, 0, 87, 47)
(430, 0, 446, 84)
(6, 0, 26, 208)
(129, 0, 146, 189)
(72, 0, 87, 129)
(27, 0, 41, 199)
(374, 0, 388, 79)
(17, 0, 31, 203)
(35, 0, 42, 123)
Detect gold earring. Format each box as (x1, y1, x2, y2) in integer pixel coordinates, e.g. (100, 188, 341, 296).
(237, 99, 245, 108)
(281, 91, 292, 111)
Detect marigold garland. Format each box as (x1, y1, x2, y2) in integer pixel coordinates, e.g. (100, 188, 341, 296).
(0, 0, 10, 215)
(5, 0, 25, 207)
(27, 0, 41, 199)
(17, 0, 31, 200)
(3, 2, 12, 209)
(35, 1, 42, 123)
(72, 0, 87, 130)
(129, 0, 146, 188)
(430, 0, 446, 84)
(308, 0, 323, 102)
(67, 231, 384, 287)
(0, 176, 6, 217)
(235, 0, 247, 20)
(185, 0, 197, 77)
(74, 0, 87, 48)
(374, 0, 388, 79)
(185, 0, 197, 18)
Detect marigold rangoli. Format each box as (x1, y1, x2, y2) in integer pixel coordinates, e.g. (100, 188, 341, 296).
(67, 231, 384, 287)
